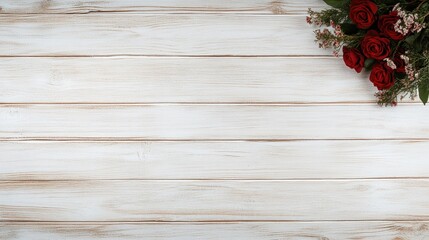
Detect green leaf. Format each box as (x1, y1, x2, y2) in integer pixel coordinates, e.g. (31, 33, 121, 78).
(364, 58, 376, 70)
(405, 31, 425, 52)
(383, 0, 401, 5)
(405, 32, 421, 45)
(340, 23, 358, 35)
(419, 30, 429, 51)
(394, 72, 406, 79)
(323, 0, 344, 8)
(419, 79, 429, 105)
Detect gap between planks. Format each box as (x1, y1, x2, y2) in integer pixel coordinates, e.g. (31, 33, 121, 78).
(0, 12, 309, 15)
(3, 179, 429, 182)
(0, 101, 422, 105)
(2, 178, 429, 182)
(0, 55, 336, 58)
(0, 102, 383, 105)
(2, 138, 429, 142)
(0, 102, 416, 105)
(3, 220, 429, 224)
(2, 138, 429, 143)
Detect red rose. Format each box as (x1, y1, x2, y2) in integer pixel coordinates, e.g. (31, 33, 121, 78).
(378, 11, 404, 40)
(343, 46, 365, 73)
(361, 30, 391, 60)
(370, 62, 395, 90)
(349, 0, 378, 29)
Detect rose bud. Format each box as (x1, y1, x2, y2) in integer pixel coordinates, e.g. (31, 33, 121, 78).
(370, 62, 395, 90)
(343, 46, 365, 73)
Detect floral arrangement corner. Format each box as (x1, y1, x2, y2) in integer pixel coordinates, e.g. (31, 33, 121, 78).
(307, 0, 429, 106)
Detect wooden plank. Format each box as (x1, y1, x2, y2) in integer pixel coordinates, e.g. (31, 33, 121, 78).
(1, 180, 429, 221)
(2, 140, 429, 180)
(0, 14, 328, 56)
(0, 0, 325, 14)
(2, 222, 429, 240)
(1, 104, 429, 140)
(0, 57, 379, 104)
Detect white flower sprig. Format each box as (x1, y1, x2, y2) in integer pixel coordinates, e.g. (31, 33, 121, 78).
(384, 58, 397, 70)
(393, 4, 426, 36)
(400, 54, 418, 81)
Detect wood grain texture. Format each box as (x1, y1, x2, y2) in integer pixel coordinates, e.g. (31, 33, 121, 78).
(2, 140, 429, 180)
(0, 0, 325, 14)
(1, 180, 429, 221)
(1, 104, 429, 140)
(2, 222, 429, 240)
(0, 57, 380, 104)
(0, 14, 328, 56)
(2, 0, 428, 237)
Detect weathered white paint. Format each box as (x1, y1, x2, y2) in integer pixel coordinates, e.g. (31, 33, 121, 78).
(1, 180, 429, 221)
(2, 222, 429, 240)
(0, 0, 325, 14)
(1, 104, 428, 139)
(2, 140, 429, 180)
(0, 14, 328, 56)
(0, 57, 381, 103)
(2, 0, 429, 238)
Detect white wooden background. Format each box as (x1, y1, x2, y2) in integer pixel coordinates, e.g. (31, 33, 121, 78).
(1, 0, 429, 239)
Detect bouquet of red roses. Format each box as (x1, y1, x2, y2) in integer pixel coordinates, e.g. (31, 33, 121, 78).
(307, 0, 429, 105)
